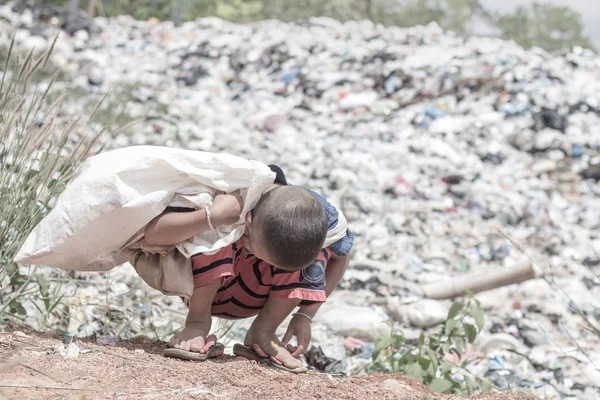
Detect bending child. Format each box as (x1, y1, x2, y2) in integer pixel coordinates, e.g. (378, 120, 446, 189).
(144, 165, 353, 371)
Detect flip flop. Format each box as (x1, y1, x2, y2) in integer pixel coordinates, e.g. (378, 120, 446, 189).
(164, 343, 225, 361)
(232, 343, 307, 374)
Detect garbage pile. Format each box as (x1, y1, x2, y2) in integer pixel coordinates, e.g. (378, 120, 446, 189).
(1, 2, 599, 399)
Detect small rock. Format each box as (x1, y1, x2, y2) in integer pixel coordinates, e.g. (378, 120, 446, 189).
(134, 349, 145, 354)
(96, 335, 117, 346)
(520, 329, 547, 347)
(402, 299, 450, 329)
(87, 67, 105, 86)
(318, 304, 390, 341)
(380, 379, 408, 392)
(13, 331, 28, 338)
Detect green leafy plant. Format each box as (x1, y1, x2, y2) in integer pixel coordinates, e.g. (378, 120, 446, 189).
(370, 293, 492, 394)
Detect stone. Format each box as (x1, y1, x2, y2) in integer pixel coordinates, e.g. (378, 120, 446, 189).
(380, 379, 409, 393)
(87, 67, 105, 86)
(96, 335, 118, 346)
(317, 304, 390, 342)
(520, 329, 548, 347)
(391, 299, 451, 329)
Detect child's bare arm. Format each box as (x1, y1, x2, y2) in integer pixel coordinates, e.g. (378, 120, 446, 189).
(245, 297, 304, 369)
(145, 210, 211, 245)
(282, 251, 351, 356)
(145, 191, 243, 245)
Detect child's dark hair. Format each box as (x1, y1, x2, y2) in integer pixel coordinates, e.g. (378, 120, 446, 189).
(254, 186, 328, 270)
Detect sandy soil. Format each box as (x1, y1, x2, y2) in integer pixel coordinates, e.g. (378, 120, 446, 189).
(0, 328, 537, 400)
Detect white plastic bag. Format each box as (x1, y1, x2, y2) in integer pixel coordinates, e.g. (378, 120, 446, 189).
(15, 145, 276, 271)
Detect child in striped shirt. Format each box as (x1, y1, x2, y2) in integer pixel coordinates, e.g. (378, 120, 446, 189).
(144, 165, 353, 372)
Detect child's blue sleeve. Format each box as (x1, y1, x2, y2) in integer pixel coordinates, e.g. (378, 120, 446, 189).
(329, 228, 354, 257)
(306, 189, 354, 257)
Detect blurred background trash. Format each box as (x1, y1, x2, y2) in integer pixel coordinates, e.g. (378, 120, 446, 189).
(1, 1, 599, 398)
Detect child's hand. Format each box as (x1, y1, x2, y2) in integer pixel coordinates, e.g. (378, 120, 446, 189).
(170, 321, 213, 353)
(281, 314, 312, 358)
(244, 328, 304, 370)
(210, 190, 244, 227)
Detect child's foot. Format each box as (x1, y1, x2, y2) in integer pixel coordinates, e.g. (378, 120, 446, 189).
(250, 343, 303, 369)
(233, 343, 307, 373)
(241, 330, 305, 371)
(170, 321, 214, 353)
(166, 329, 224, 361)
(164, 340, 224, 361)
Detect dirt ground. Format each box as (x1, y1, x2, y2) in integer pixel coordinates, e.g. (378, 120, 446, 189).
(0, 328, 537, 400)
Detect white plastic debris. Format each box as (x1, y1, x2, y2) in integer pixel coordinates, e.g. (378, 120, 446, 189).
(2, 4, 599, 397)
(317, 304, 390, 341)
(57, 341, 80, 359)
(404, 299, 451, 329)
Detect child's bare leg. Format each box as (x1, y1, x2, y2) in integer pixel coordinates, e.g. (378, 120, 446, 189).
(245, 297, 303, 369)
(171, 277, 223, 353)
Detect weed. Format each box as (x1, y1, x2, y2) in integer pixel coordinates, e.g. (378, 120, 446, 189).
(370, 292, 494, 394)
(0, 33, 104, 327)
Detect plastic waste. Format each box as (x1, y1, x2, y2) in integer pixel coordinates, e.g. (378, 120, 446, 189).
(1, 5, 598, 396)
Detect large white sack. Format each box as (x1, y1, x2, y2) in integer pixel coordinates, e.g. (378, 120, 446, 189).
(15, 145, 276, 271)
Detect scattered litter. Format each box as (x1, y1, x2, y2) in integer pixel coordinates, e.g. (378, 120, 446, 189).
(2, 5, 599, 398)
(305, 346, 346, 375)
(57, 337, 80, 359)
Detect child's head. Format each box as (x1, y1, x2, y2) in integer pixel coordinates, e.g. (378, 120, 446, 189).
(242, 186, 328, 270)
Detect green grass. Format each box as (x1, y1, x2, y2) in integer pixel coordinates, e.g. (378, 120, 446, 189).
(0, 33, 104, 326)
